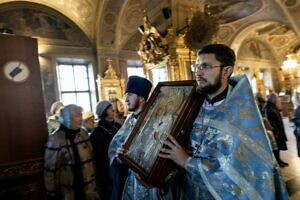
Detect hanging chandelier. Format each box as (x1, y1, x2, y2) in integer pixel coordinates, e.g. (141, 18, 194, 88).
(184, 10, 218, 52)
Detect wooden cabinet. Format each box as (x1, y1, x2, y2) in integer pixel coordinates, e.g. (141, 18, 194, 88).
(0, 34, 48, 199)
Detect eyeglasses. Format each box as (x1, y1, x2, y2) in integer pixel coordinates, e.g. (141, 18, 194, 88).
(191, 63, 223, 72)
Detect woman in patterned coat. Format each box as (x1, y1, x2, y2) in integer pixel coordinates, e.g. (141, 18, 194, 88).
(44, 104, 99, 200)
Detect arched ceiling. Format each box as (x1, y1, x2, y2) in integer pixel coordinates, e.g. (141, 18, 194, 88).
(0, 0, 102, 42)
(96, 0, 169, 51)
(1, 0, 300, 64)
(97, 0, 300, 59)
(0, 2, 91, 47)
(205, 0, 263, 24)
(238, 39, 277, 61)
(232, 20, 298, 63)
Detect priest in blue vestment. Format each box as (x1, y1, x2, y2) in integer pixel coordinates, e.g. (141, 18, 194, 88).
(159, 44, 288, 200)
(109, 76, 180, 200)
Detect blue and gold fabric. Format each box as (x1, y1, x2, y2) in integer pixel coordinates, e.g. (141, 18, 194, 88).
(182, 75, 288, 200)
(108, 113, 180, 200)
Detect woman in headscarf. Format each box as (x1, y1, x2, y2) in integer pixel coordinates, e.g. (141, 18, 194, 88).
(44, 104, 98, 199)
(90, 101, 123, 200)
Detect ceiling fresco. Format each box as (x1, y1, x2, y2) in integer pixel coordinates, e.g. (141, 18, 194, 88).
(205, 0, 262, 24)
(0, 0, 299, 65)
(0, 0, 100, 41)
(0, 8, 91, 46)
(238, 40, 276, 61)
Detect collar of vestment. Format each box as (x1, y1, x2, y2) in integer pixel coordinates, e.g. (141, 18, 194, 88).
(205, 86, 229, 105)
(133, 111, 142, 119)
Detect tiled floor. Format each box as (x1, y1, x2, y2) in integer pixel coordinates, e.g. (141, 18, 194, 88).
(280, 117, 300, 199)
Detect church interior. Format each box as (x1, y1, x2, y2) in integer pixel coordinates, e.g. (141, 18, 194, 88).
(1, 0, 300, 199)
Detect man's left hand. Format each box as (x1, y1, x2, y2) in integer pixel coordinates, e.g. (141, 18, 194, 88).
(158, 135, 189, 167)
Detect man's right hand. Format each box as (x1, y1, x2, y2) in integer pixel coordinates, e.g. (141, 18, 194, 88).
(116, 144, 126, 163)
(117, 146, 126, 155)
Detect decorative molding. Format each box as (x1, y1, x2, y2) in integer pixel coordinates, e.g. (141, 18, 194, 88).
(121, 4, 142, 32)
(217, 25, 235, 43)
(283, 0, 299, 8)
(104, 12, 117, 25)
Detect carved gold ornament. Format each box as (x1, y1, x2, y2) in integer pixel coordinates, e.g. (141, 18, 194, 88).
(138, 16, 168, 64)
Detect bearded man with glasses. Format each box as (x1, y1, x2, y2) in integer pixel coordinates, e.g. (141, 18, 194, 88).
(159, 44, 288, 199)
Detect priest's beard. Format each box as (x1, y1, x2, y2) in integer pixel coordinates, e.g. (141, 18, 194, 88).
(127, 100, 139, 112)
(196, 71, 222, 95)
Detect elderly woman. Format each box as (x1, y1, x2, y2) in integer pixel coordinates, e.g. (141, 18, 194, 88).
(44, 104, 99, 200)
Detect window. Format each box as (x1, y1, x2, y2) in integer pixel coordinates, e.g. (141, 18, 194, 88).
(127, 60, 145, 77)
(56, 59, 97, 112)
(149, 67, 168, 87)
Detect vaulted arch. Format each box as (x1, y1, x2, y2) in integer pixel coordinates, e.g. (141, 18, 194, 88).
(0, 1, 91, 46)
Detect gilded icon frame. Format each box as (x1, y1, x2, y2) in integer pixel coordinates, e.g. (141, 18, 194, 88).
(119, 80, 204, 187)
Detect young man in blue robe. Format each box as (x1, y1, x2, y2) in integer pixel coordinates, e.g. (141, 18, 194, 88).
(108, 76, 180, 200)
(159, 44, 288, 199)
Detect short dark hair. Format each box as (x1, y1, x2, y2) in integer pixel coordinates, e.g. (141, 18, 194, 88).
(197, 44, 236, 67)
